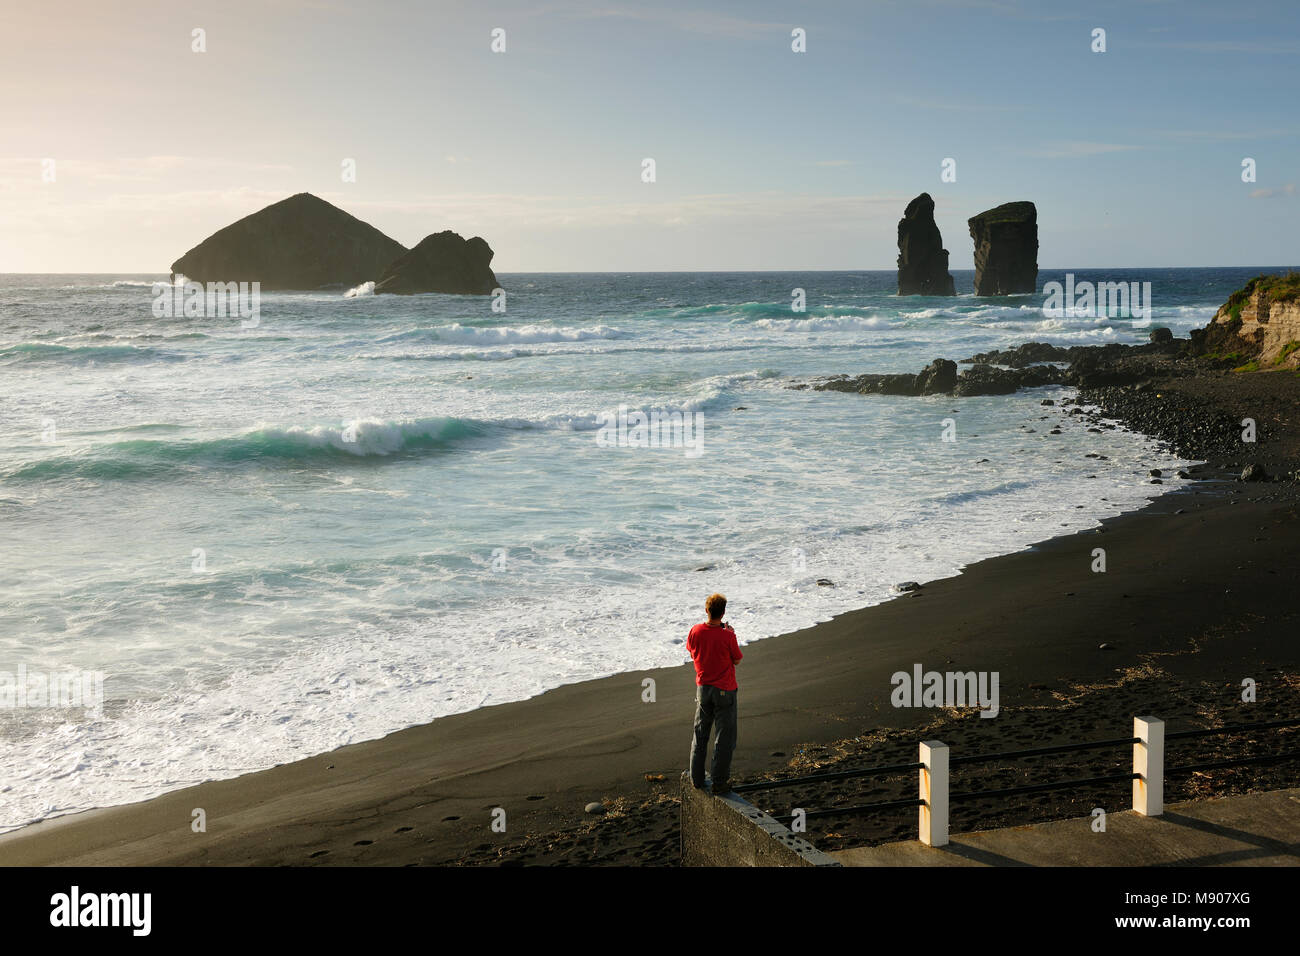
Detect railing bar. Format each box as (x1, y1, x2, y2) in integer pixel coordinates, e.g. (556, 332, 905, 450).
(769, 798, 925, 822)
(950, 737, 1139, 765)
(1166, 718, 1300, 740)
(949, 771, 1140, 802)
(731, 761, 923, 793)
(1166, 751, 1300, 774)
(735, 718, 1300, 797)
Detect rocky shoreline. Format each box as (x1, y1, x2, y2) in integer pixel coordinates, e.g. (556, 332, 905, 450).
(796, 275, 1300, 485)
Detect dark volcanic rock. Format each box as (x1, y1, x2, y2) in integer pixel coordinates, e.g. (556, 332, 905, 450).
(914, 358, 958, 394)
(965, 338, 1186, 371)
(896, 193, 955, 296)
(814, 359, 956, 397)
(953, 363, 1067, 396)
(170, 192, 407, 291)
(1061, 342, 1187, 387)
(1078, 383, 1254, 464)
(963, 342, 1075, 367)
(968, 201, 1038, 295)
(1149, 327, 1173, 344)
(810, 358, 1061, 397)
(374, 231, 499, 295)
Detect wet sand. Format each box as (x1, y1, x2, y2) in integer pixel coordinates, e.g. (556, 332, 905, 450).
(3, 473, 1297, 866)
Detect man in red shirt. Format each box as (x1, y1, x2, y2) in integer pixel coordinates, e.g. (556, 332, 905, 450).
(687, 592, 743, 795)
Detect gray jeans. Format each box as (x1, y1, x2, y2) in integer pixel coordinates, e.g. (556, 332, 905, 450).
(690, 684, 737, 789)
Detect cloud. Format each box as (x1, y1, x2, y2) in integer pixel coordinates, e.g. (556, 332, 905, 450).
(1027, 141, 1144, 159)
(1249, 184, 1296, 199)
(1133, 39, 1300, 54)
(813, 160, 853, 167)
(342, 191, 912, 232)
(0, 156, 294, 186)
(527, 3, 788, 38)
(1152, 128, 1300, 143)
(893, 94, 1025, 113)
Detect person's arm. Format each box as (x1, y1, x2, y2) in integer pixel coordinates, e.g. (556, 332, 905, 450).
(730, 628, 743, 664)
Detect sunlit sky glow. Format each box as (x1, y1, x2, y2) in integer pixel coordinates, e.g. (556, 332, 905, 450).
(1, 0, 1296, 272)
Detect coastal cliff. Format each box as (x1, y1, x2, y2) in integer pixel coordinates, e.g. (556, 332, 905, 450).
(170, 193, 408, 291)
(1190, 273, 1300, 370)
(896, 193, 956, 296)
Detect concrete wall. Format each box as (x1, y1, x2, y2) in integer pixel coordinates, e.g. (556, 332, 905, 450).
(680, 773, 842, 867)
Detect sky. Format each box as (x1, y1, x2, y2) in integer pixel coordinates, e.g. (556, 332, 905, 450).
(1, 0, 1297, 272)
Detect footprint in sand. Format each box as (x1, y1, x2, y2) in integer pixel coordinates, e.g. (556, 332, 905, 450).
(354, 839, 373, 846)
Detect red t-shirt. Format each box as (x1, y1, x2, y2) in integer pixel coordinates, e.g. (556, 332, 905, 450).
(686, 622, 742, 691)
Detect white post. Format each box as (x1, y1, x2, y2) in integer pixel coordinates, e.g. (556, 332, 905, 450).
(1133, 716, 1164, 817)
(920, 740, 949, 847)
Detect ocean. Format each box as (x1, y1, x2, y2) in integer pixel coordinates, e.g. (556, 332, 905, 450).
(0, 267, 1257, 832)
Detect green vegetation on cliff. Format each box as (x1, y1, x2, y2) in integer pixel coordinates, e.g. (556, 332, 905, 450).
(1224, 272, 1300, 318)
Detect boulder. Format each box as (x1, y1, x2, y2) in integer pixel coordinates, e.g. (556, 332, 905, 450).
(896, 193, 955, 296)
(914, 358, 959, 393)
(962, 341, 1074, 367)
(968, 201, 1038, 295)
(374, 231, 499, 295)
(953, 362, 1066, 396)
(814, 358, 956, 397)
(170, 193, 407, 291)
(810, 357, 1062, 397)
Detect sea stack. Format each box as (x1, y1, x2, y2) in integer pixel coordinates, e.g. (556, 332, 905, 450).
(170, 193, 407, 291)
(968, 201, 1038, 295)
(896, 193, 956, 296)
(373, 231, 499, 295)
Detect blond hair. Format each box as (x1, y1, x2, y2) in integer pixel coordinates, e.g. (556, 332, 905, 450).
(705, 593, 727, 619)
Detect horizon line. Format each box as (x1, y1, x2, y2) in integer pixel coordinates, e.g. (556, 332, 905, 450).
(4, 265, 1297, 276)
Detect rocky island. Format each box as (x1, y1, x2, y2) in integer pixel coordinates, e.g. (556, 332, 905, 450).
(896, 193, 955, 296)
(170, 193, 502, 295)
(373, 230, 500, 296)
(170, 193, 407, 291)
(968, 201, 1038, 295)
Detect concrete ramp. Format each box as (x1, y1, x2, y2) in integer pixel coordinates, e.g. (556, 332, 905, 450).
(832, 788, 1300, 867)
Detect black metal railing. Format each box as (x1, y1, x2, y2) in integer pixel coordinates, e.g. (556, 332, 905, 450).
(731, 760, 921, 794)
(733, 716, 1300, 826)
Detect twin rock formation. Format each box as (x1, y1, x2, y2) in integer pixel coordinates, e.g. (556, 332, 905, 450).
(170, 193, 498, 295)
(896, 193, 1037, 297)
